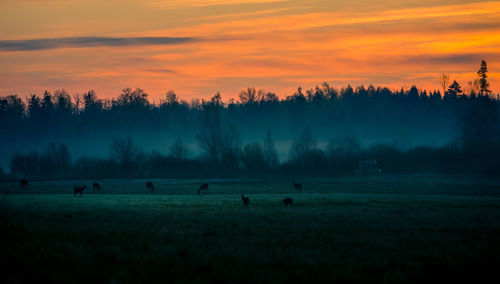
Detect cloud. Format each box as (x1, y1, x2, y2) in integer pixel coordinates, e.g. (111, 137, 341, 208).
(150, 0, 288, 8)
(0, 36, 197, 51)
(146, 68, 177, 74)
(403, 53, 500, 65)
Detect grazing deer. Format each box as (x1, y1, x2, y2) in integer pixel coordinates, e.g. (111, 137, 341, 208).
(73, 185, 86, 197)
(283, 197, 293, 207)
(146, 181, 154, 192)
(292, 181, 302, 193)
(19, 179, 28, 189)
(197, 183, 208, 194)
(92, 182, 101, 193)
(241, 194, 249, 207)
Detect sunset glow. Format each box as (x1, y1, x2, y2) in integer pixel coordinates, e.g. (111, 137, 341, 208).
(1, 0, 499, 100)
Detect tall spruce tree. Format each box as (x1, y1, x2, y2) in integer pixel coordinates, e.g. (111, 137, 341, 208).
(477, 60, 491, 96)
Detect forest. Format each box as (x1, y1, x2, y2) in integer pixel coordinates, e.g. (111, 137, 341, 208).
(1, 61, 499, 180)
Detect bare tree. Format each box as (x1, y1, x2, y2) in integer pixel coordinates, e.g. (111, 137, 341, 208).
(439, 74, 450, 95)
(326, 137, 361, 160)
(290, 127, 316, 160)
(197, 121, 224, 161)
(198, 95, 225, 161)
(57, 144, 71, 179)
(239, 87, 258, 104)
(110, 138, 138, 171)
(169, 139, 188, 160)
(221, 124, 241, 169)
(224, 124, 241, 154)
(263, 131, 279, 169)
(72, 93, 81, 113)
(327, 137, 361, 169)
(165, 90, 178, 105)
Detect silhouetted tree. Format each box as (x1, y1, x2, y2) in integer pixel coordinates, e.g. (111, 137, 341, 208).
(259, 91, 279, 103)
(0, 95, 25, 121)
(408, 85, 419, 100)
(165, 90, 179, 106)
(10, 151, 38, 179)
(286, 86, 306, 104)
(170, 139, 188, 160)
(54, 90, 73, 114)
(327, 137, 362, 170)
(341, 85, 354, 98)
(263, 131, 279, 169)
(322, 82, 338, 100)
(241, 143, 266, 173)
(460, 96, 499, 150)
(41, 90, 54, 111)
(198, 94, 225, 162)
(221, 124, 241, 170)
(110, 138, 139, 174)
(440, 74, 450, 95)
(83, 90, 102, 113)
(54, 144, 71, 179)
(115, 88, 149, 108)
(477, 60, 492, 96)
(0, 166, 5, 181)
(239, 87, 258, 105)
(26, 94, 42, 118)
(290, 127, 316, 161)
(445, 80, 462, 101)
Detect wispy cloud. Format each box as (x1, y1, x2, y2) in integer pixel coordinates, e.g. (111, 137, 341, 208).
(1, 0, 499, 97)
(0, 36, 197, 51)
(146, 68, 177, 74)
(150, 0, 288, 8)
(170, 1, 500, 36)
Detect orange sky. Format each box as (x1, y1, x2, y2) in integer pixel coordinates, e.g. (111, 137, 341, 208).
(0, 0, 499, 100)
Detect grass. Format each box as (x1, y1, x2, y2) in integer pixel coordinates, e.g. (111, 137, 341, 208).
(1, 175, 500, 283)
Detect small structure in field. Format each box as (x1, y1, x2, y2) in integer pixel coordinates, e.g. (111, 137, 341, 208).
(355, 160, 382, 176)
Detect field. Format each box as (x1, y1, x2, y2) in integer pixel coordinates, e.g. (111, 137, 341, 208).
(1, 175, 500, 283)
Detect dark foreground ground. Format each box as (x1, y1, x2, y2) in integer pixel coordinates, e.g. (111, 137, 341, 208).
(1, 175, 500, 283)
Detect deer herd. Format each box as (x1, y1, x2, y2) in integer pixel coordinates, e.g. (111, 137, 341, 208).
(18, 179, 303, 207)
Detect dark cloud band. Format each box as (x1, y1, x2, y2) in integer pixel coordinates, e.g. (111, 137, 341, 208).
(0, 36, 196, 51)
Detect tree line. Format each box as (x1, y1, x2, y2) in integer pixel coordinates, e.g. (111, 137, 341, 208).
(0, 60, 499, 180)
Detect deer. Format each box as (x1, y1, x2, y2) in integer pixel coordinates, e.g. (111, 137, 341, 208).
(92, 182, 101, 193)
(146, 181, 154, 192)
(19, 179, 28, 189)
(292, 181, 302, 193)
(241, 194, 249, 207)
(73, 185, 86, 197)
(197, 183, 208, 194)
(283, 197, 293, 207)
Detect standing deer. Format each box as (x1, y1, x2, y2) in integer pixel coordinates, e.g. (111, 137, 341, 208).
(197, 183, 208, 194)
(73, 185, 86, 197)
(146, 181, 154, 192)
(92, 182, 101, 193)
(283, 197, 293, 207)
(241, 194, 249, 207)
(19, 179, 28, 189)
(292, 181, 302, 193)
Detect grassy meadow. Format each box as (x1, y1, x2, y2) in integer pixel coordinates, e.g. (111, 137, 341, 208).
(1, 175, 500, 283)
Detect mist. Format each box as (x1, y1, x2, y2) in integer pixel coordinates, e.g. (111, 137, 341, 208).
(1, 84, 464, 170)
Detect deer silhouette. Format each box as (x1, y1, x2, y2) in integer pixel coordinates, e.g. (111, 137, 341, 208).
(146, 181, 154, 192)
(73, 185, 86, 197)
(241, 194, 249, 207)
(292, 181, 302, 193)
(19, 179, 28, 189)
(283, 197, 293, 207)
(92, 182, 101, 193)
(197, 183, 208, 194)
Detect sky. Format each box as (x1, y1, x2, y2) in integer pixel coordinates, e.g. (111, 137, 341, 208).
(0, 0, 499, 101)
